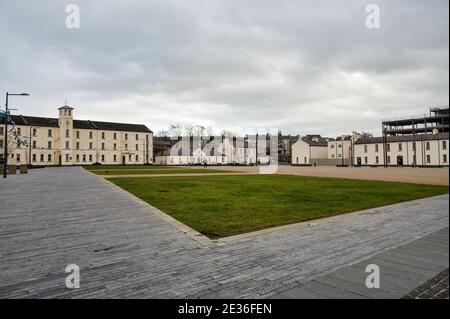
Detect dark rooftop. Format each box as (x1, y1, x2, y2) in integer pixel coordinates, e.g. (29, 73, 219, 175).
(301, 135, 330, 147)
(9, 115, 152, 133)
(355, 132, 449, 145)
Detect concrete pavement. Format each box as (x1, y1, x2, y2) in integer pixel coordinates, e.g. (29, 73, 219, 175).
(0, 167, 448, 298)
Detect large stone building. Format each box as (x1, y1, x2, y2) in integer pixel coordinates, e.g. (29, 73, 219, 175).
(353, 132, 449, 167)
(1, 105, 153, 166)
(354, 106, 449, 167)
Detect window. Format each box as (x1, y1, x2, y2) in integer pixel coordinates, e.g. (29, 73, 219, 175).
(113, 132, 117, 140)
(426, 142, 430, 151)
(113, 143, 117, 150)
(331, 154, 335, 158)
(102, 143, 105, 150)
(330, 144, 334, 149)
(66, 154, 70, 162)
(0, 139, 3, 148)
(135, 144, 139, 151)
(76, 154, 80, 162)
(76, 131, 80, 139)
(76, 142, 80, 150)
(89, 131, 93, 139)
(33, 128, 37, 136)
(426, 155, 431, 163)
(125, 144, 128, 150)
(135, 155, 139, 162)
(101, 154, 105, 162)
(32, 154, 36, 162)
(48, 129, 52, 137)
(48, 141, 52, 149)
(443, 154, 448, 163)
(40, 154, 44, 162)
(102, 132, 105, 139)
(66, 141, 70, 149)
(17, 154, 21, 162)
(32, 141, 37, 149)
(338, 144, 342, 148)
(82, 154, 86, 162)
(0, 127, 3, 135)
(364, 157, 368, 164)
(89, 154, 93, 162)
(89, 142, 93, 150)
(128, 154, 132, 161)
(375, 156, 379, 164)
(125, 133, 128, 140)
(48, 154, 52, 162)
(364, 145, 368, 153)
(443, 141, 447, 150)
(375, 144, 379, 152)
(136, 134, 139, 141)
(387, 156, 391, 164)
(66, 129, 70, 138)
(398, 143, 402, 152)
(113, 155, 117, 162)
(386, 144, 390, 152)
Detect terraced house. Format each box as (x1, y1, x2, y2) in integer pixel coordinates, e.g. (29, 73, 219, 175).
(1, 105, 153, 166)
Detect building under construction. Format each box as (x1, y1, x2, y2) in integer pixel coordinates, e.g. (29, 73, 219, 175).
(382, 107, 449, 136)
(380, 106, 449, 167)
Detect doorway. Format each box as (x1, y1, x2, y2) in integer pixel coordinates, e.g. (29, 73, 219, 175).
(397, 156, 404, 166)
(357, 157, 362, 166)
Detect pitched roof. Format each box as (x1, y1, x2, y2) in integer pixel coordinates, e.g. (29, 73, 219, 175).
(301, 135, 329, 147)
(9, 115, 59, 127)
(8, 115, 152, 133)
(354, 133, 449, 145)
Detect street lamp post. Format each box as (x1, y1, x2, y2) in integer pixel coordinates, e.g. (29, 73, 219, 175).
(3, 92, 30, 178)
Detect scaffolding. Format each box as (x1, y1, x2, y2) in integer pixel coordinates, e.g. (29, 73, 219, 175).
(381, 106, 449, 167)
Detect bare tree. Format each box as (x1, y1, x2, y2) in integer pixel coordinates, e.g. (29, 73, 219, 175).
(168, 123, 183, 137)
(192, 125, 206, 137)
(156, 129, 170, 137)
(184, 124, 194, 137)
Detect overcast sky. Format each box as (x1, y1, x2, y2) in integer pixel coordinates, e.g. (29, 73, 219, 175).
(1, 0, 448, 136)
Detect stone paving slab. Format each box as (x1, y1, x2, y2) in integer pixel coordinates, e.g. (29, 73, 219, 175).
(402, 268, 449, 299)
(271, 228, 449, 299)
(0, 167, 448, 299)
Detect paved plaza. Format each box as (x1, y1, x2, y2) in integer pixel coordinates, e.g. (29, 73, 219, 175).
(0, 167, 448, 298)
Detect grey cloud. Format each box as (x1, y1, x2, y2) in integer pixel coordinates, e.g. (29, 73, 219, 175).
(0, 0, 448, 137)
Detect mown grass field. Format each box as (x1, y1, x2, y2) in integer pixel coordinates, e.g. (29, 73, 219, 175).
(109, 174, 448, 238)
(83, 165, 236, 175)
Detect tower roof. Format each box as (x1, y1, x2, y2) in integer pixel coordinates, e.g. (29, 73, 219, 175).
(58, 104, 74, 110)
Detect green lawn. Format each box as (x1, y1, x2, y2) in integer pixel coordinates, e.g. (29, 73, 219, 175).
(83, 165, 178, 170)
(109, 175, 448, 238)
(89, 168, 236, 175)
